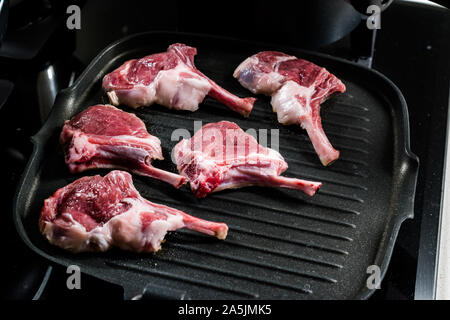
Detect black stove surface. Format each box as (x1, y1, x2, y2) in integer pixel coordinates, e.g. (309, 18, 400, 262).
(2, 0, 449, 300)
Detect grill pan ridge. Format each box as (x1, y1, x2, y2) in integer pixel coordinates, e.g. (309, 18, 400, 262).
(13, 32, 419, 300)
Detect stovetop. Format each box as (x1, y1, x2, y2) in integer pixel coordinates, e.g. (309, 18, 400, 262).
(1, 0, 449, 300)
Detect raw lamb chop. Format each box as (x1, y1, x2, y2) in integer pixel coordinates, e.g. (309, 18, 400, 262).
(39, 170, 228, 253)
(174, 121, 322, 198)
(233, 51, 346, 165)
(60, 104, 185, 188)
(103, 43, 256, 117)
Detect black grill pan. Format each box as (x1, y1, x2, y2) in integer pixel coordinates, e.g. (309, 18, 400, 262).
(13, 32, 419, 300)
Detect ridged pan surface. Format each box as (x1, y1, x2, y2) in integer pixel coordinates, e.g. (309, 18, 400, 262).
(13, 32, 419, 300)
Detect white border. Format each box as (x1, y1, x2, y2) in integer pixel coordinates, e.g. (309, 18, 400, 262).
(436, 85, 450, 300)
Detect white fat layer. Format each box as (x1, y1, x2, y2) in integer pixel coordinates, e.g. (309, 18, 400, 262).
(253, 72, 285, 95)
(112, 61, 159, 108)
(108, 135, 162, 149)
(173, 139, 191, 169)
(271, 81, 314, 125)
(120, 85, 158, 108)
(233, 56, 259, 78)
(43, 198, 185, 253)
(273, 55, 297, 69)
(119, 60, 133, 77)
(108, 198, 184, 252)
(67, 130, 163, 168)
(146, 213, 184, 251)
(234, 54, 296, 95)
(154, 64, 211, 111)
(42, 212, 112, 253)
(115, 64, 211, 110)
(70, 132, 97, 162)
